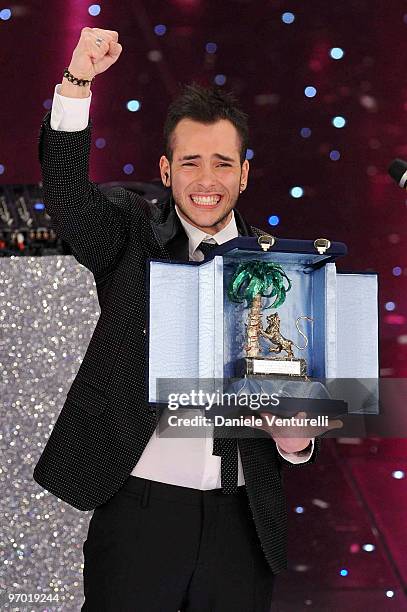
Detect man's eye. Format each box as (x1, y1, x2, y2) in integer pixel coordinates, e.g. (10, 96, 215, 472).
(218, 163, 231, 167)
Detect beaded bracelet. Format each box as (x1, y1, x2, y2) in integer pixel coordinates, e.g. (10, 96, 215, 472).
(63, 67, 95, 86)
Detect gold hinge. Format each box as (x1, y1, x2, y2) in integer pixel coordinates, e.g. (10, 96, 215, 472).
(257, 234, 276, 251)
(314, 238, 331, 255)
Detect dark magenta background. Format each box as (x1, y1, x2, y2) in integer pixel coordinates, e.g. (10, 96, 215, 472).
(1, 0, 406, 374)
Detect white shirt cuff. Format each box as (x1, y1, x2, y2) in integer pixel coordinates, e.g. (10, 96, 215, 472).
(276, 438, 315, 464)
(50, 83, 92, 131)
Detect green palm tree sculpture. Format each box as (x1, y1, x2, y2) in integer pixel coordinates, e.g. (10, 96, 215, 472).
(227, 260, 292, 358)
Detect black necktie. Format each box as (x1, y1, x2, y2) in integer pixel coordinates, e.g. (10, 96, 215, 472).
(198, 240, 218, 259)
(198, 240, 239, 494)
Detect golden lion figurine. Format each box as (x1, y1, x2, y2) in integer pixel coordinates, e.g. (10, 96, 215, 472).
(260, 312, 313, 359)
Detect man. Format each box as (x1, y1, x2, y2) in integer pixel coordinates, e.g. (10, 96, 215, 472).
(33, 27, 336, 611)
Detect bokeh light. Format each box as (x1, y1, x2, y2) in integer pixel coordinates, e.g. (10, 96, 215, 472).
(268, 215, 280, 226)
(282, 12, 295, 24)
(300, 127, 312, 138)
(214, 74, 226, 85)
(332, 116, 347, 128)
(95, 137, 106, 149)
(88, 4, 101, 16)
(205, 42, 217, 53)
(126, 100, 141, 112)
(154, 24, 167, 36)
(290, 186, 304, 198)
(330, 47, 344, 59)
(0, 8, 11, 20)
(304, 86, 317, 98)
(123, 163, 134, 175)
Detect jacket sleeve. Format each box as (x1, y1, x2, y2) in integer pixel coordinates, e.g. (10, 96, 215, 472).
(38, 110, 130, 279)
(276, 436, 321, 468)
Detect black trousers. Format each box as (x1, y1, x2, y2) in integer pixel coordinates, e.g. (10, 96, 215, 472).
(81, 475, 275, 611)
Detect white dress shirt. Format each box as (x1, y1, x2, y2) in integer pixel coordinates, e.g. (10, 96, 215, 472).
(49, 83, 314, 490)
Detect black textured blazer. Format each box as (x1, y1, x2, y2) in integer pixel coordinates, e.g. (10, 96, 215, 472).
(33, 110, 321, 575)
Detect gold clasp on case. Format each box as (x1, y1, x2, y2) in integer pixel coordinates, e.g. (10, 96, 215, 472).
(258, 234, 276, 251)
(314, 238, 331, 254)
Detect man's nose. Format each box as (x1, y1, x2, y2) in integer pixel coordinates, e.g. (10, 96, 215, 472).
(197, 167, 217, 189)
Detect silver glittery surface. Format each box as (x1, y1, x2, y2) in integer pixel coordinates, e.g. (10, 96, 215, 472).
(1, 256, 100, 611)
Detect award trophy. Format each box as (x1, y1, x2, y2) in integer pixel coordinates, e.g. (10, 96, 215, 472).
(223, 257, 342, 419)
(228, 260, 314, 380)
(146, 235, 378, 421)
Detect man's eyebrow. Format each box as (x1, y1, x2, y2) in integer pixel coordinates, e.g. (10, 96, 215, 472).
(177, 154, 237, 162)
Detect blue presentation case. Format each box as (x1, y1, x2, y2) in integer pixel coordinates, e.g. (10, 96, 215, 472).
(147, 236, 379, 417)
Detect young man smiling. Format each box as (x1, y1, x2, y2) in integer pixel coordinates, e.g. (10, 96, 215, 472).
(33, 27, 326, 612)
(159, 116, 249, 235)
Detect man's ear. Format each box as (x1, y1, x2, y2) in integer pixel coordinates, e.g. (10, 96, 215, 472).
(242, 159, 249, 182)
(240, 159, 250, 192)
(159, 155, 170, 186)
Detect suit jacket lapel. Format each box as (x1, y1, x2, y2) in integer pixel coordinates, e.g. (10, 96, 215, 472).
(148, 195, 189, 261)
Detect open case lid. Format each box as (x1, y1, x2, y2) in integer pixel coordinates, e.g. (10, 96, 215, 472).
(197, 236, 348, 269)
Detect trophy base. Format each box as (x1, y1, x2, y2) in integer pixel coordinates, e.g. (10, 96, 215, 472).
(236, 356, 308, 379)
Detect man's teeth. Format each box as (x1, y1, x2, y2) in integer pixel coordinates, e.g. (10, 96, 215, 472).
(191, 195, 221, 205)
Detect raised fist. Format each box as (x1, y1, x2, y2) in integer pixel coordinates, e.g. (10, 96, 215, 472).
(67, 27, 122, 80)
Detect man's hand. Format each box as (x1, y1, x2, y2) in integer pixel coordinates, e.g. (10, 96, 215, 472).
(59, 27, 122, 98)
(253, 410, 343, 453)
(68, 27, 122, 80)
